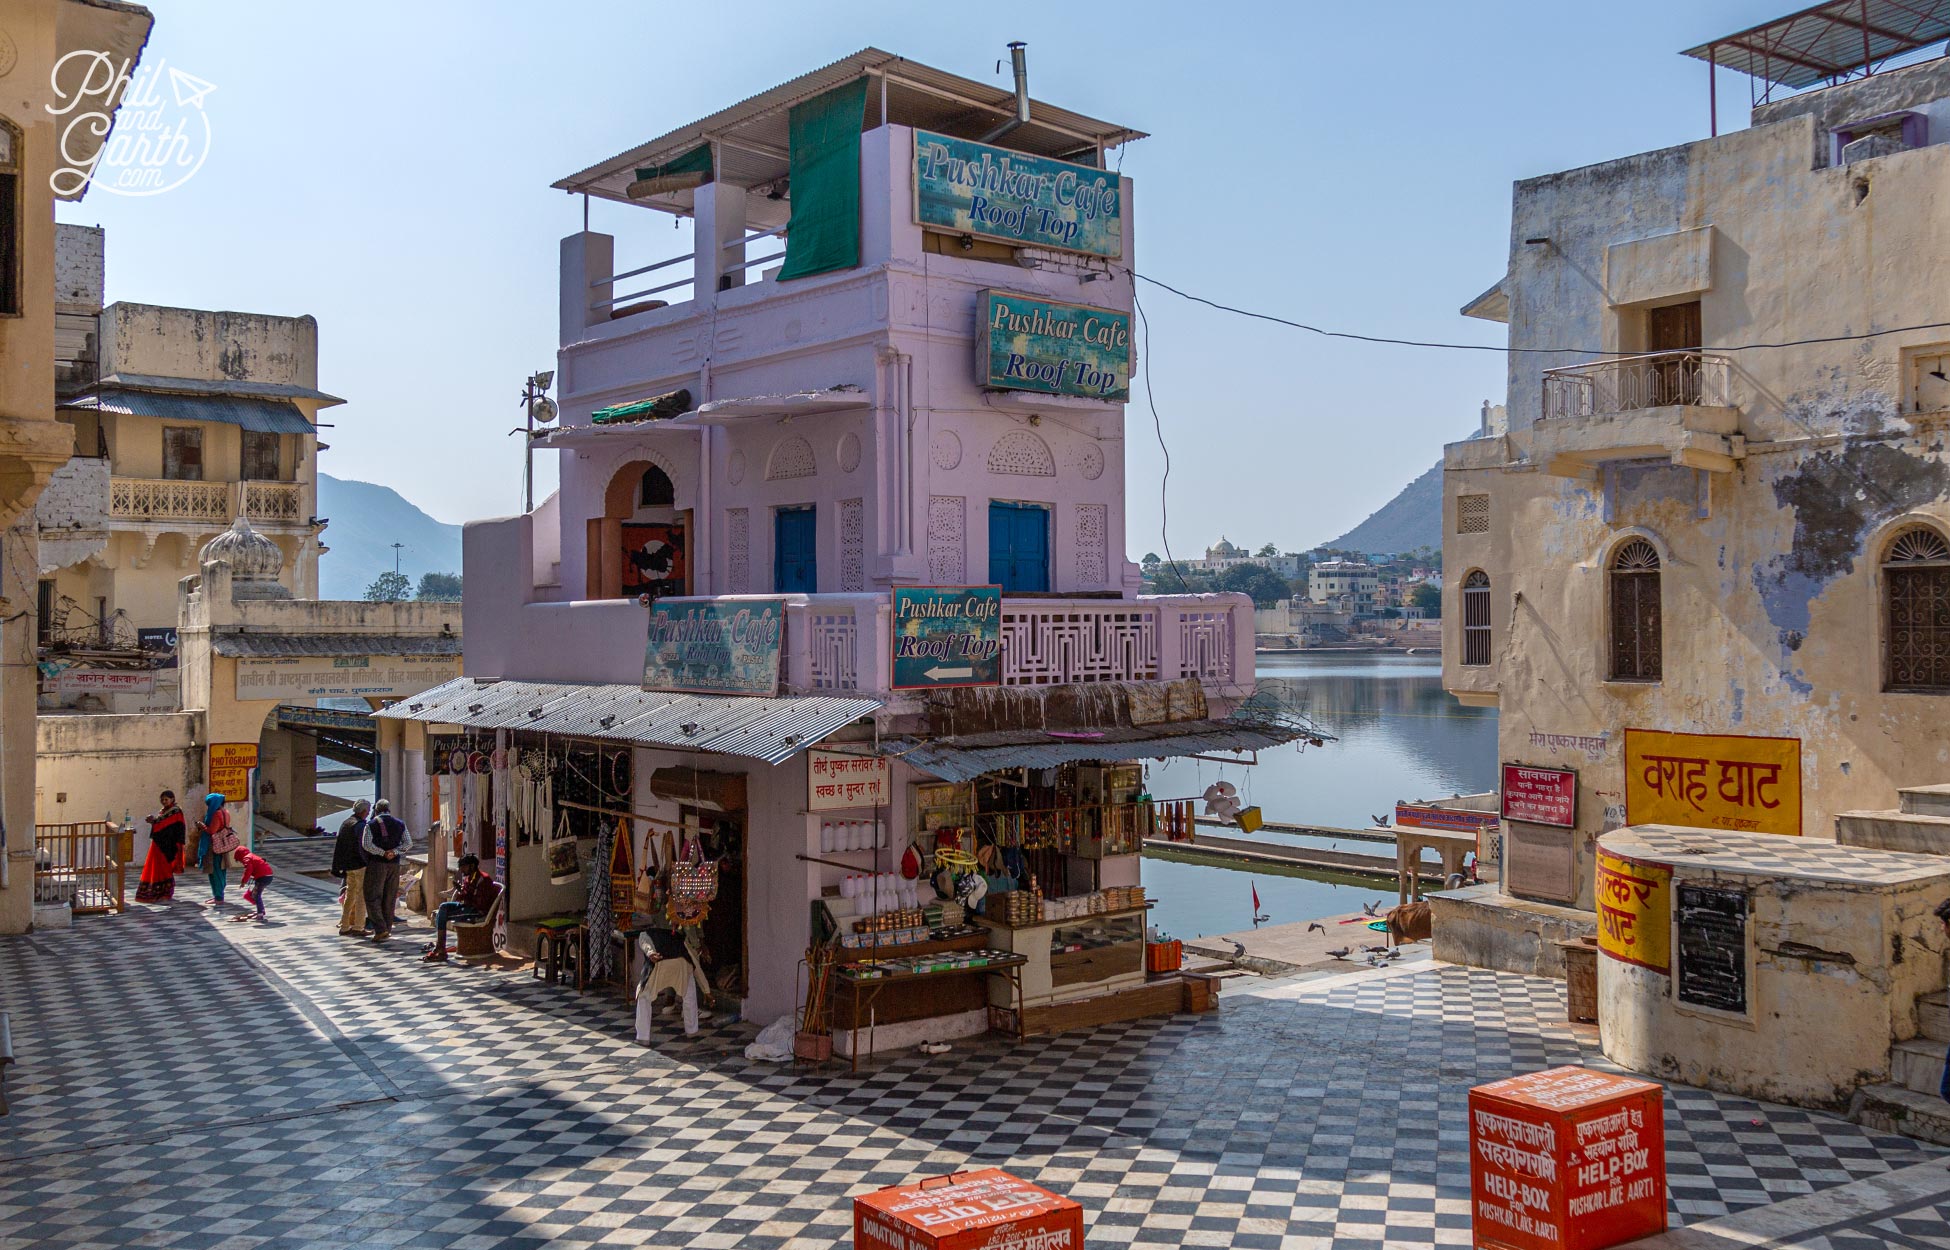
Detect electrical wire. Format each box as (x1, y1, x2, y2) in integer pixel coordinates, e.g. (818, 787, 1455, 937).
(1132, 289, 1187, 587)
(1129, 269, 1950, 357)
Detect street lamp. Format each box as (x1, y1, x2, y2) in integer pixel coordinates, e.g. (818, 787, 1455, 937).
(517, 371, 558, 514)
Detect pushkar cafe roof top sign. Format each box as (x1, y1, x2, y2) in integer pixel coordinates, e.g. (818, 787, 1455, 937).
(643, 598, 784, 697)
(980, 290, 1130, 402)
(914, 129, 1123, 258)
(892, 586, 1002, 690)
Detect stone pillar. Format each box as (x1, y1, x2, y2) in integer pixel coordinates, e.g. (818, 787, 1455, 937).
(560, 231, 615, 342)
(0, 521, 38, 933)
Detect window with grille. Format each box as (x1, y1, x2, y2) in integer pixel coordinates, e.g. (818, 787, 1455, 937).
(1609, 538, 1662, 681)
(241, 430, 280, 480)
(1884, 526, 1950, 692)
(1461, 570, 1492, 666)
(162, 427, 203, 481)
(1457, 494, 1490, 535)
(0, 119, 19, 317)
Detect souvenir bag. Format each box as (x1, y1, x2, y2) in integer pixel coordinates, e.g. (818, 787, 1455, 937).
(670, 834, 719, 902)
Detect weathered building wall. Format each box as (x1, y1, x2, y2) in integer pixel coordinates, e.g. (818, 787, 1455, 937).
(34, 712, 201, 855)
(98, 304, 320, 393)
(1447, 75, 1950, 908)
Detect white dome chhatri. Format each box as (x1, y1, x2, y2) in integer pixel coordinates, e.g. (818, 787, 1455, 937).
(200, 517, 291, 600)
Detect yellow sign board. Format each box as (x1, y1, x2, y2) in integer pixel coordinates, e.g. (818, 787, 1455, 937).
(1595, 850, 1672, 973)
(208, 742, 259, 801)
(1624, 729, 1801, 837)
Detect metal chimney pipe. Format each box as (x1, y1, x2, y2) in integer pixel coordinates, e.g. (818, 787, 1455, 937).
(980, 42, 1031, 144)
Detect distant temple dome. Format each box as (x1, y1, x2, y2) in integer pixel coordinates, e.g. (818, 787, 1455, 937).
(1208, 537, 1244, 558)
(200, 517, 291, 600)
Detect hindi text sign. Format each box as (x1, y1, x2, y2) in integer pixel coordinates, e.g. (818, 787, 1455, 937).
(892, 587, 1002, 690)
(808, 750, 891, 812)
(854, 1167, 1083, 1250)
(978, 290, 1131, 401)
(1502, 764, 1578, 828)
(914, 130, 1123, 258)
(235, 655, 458, 701)
(1595, 850, 1672, 975)
(208, 742, 258, 801)
(1469, 1066, 1667, 1250)
(1624, 729, 1801, 836)
(642, 598, 785, 697)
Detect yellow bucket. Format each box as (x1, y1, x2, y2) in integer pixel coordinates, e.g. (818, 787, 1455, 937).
(1236, 806, 1264, 834)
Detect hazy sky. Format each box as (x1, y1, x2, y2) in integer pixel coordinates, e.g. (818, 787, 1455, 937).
(61, 0, 1795, 556)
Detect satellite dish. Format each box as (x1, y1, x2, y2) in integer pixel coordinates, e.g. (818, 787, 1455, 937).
(532, 396, 558, 425)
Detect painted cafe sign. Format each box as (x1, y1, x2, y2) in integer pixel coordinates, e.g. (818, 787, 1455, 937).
(913, 130, 1123, 257)
(978, 290, 1130, 401)
(643, 598, 785, 697)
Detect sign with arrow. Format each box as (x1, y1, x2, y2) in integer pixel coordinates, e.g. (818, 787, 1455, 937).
(891, 586, 1003, 691)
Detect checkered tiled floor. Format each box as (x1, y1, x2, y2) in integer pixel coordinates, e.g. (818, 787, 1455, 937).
(0, 835, 1941, 1248)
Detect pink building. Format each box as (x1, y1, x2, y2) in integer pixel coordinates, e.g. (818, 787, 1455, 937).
(385, 49, 1295, 1051)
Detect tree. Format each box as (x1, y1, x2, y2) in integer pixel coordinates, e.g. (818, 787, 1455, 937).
(417, 571, 463, 601)
(1140, 552, 1161, 566)
(1217, 563, 1293, 607)
(1410, 582, 1442, 616)
(1256, 542, 1278, 557)
(364, 571, 411, 603)
(1148, 562, 1217, 595)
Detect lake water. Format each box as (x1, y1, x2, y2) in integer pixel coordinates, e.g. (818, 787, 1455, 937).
(1144, 652, 1498, 939)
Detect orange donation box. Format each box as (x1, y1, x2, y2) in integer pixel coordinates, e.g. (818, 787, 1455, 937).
(855, 1169, 1082, 1250)
(1469, 1066, 1666, 1250)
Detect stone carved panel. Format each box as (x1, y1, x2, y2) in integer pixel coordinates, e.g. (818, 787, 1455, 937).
(1074, 504, 1108, 586)
(766, 435, 816, 481)
(927, 496, 965, 583)
(1076, 443, 1105, 481)
(987, 430, 1055, 476)
(726, 508, 750, 594)
(931, 430, 962, 470)
(837, 431, 862, 473)
(839, 498, 864, 592)
(727, 449, 747, 485)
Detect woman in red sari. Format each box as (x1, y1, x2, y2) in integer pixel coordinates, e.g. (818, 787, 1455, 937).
(135, 790, 187, 903)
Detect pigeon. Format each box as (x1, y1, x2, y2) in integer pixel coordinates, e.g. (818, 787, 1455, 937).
(1362, 944, 1390, 954)
(1307, 922, 1326, 934)
(1326, 947, 1352, 960)
(1229, 940, 1247, 958)
(1372, 813, 1392, 828)
(1362, 901, 1382, 918)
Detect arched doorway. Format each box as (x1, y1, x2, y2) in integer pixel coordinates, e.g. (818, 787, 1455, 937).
(588, 460, 690, 599)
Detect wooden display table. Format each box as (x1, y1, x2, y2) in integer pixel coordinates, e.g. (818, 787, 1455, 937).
(832, 953, 1027, 1072)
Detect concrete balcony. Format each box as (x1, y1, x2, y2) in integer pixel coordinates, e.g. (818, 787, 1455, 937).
(1533, 352, 1742, 478)
(107, 476, 309, 528)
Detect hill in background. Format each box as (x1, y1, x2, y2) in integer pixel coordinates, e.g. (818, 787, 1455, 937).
(317, 473, 463, 600)
(1320, 459, 1441, 555)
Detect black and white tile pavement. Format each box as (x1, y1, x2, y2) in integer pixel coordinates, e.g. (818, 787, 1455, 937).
(0, 846, 1940, 1249)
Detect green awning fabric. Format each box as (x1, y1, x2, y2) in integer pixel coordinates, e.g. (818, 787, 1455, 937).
(633, 144, 713, 187)
(591, 388, 693, 425)
(777, 77, 868, 282)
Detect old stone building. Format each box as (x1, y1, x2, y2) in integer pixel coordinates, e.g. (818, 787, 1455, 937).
(1441, 48, 1950, 922)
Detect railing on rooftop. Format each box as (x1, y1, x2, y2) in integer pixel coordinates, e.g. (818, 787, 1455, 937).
(1541, 351, 1732, 421)
(589, 227, 788, 319)
(784, 593, 1251, 697)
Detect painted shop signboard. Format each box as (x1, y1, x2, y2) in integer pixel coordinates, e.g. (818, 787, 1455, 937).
(643, 598, 784, 697)
(1502, 764, 1578, 829)
(1394, 801, 1500, 834)
(1595, 850, 1672, 975)
(235, 655, 458, 701)
(892, 586, 1002, 690)
(208, 742, 258, 801)
(978, 290, 1130, 401)
(808, 749, 892, 812)
(913, 130, 1123, 257)
(1624, 729, 1801, 836)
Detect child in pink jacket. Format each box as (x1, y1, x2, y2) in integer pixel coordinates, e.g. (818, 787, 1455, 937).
(231, 847, 274, 922)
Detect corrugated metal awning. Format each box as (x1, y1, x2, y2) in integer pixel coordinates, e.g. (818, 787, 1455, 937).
(554, 47, 1147, 210)
(881, 719, 1310, 783)
(212, 633, 462, 658)
(1682, 1, 1950, 89)
(375, 676, 881, 766)
(64, 387, 316, 434)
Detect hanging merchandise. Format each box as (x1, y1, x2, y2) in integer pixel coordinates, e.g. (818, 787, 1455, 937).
(670, 836, 719, 902)
(545, 807, 582, 886)
(900, 843, 921, 880)
(586, 822, 616, 981)
(608, 818, 634, 929)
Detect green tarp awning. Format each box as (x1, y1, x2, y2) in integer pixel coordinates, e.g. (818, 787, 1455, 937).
(590, 389, 693, 425)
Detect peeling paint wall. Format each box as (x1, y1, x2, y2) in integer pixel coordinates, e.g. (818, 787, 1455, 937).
(1446, 71, 1950, 908)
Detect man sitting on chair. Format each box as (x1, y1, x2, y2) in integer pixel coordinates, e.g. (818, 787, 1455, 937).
(423, 855, 498, 962)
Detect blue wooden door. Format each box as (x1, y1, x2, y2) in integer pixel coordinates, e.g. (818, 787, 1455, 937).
(987, 501, 1050, 592)
(774, 507, 817, 593)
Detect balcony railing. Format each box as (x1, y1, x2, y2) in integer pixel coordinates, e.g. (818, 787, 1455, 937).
(784, 593, 1253, 697)
(1541, 351, 1731, 421)
(109, 477, 306, 526)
